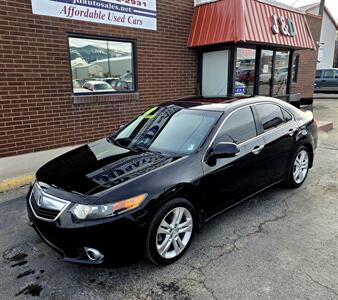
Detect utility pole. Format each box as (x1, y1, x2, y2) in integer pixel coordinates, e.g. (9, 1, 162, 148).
(319, 0, 325, 17)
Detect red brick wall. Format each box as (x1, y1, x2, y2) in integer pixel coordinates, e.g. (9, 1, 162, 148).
(0, 0, 197, 157)
(291, 14, 322, 99)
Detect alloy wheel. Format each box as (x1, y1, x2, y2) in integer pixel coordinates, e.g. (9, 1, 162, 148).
(156, 207, 193, 259)
(293, 150, 309, 184)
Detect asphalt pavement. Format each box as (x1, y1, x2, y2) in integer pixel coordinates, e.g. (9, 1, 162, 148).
(0, 99, 337, 300)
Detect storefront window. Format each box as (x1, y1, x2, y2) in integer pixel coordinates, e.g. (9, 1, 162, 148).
(69, 36, 135, 94)
(274, 50, 290, 96)
(235, 48, 256, 96)
(259, 50, 273, 96)
(202, 50, 229, 97)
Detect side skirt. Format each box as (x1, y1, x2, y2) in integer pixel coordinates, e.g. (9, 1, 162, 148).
(204, 179, 285, 223)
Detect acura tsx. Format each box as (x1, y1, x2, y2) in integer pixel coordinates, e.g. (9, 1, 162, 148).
(26, 96, 318, 265)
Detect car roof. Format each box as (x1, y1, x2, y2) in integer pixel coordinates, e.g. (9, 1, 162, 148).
(317, 68, 338, 71)
(161, 96, 289, 112)
(85, 81, 109, 85)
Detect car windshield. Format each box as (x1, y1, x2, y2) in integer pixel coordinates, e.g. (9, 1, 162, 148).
(95, 84, 111, 90)
(112, 106, 222, 155)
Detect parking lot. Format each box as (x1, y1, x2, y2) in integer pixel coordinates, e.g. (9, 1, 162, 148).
(0, 99, 337, 300)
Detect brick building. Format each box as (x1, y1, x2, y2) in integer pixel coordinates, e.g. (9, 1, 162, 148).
(0, 0, 320, 158)
(292, 14, 322, 101)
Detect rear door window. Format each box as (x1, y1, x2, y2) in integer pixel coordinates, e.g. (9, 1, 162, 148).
(282, 108, 293, 122)
(255, 103, 285, 131)
(323, 70, 334, 79)
(215, 107, 257, 145)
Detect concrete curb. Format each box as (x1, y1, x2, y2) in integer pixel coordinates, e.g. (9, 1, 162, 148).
(0, 174, 34, 193)
(314, 94, 338, 99)
(314, 97, 338, 100)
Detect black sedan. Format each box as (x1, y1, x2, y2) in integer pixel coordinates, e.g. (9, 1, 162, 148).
(26, 97, 318, 265)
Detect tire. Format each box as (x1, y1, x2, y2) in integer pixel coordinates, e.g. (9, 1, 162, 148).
(144, 198, 196, 265)
(285, 146, 310, 188)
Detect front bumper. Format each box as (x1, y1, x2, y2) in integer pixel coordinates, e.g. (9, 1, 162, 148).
(27, 193, 149, 265)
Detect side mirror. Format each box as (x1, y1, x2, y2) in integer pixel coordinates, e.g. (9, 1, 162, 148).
(213, 142, 240, 159)
(206, 142, 240, 166)
(119, 124, 125, 130)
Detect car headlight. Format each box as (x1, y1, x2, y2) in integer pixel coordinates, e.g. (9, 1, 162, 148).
(70, 194, 147, 220)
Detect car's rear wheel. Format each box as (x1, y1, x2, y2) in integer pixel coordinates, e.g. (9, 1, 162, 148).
(285, 146, 310, 188)
(145, 198, 195, 265)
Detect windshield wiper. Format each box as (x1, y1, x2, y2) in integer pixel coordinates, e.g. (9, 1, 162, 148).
(106, 136, 124, 148)
(131, 146, 162, 155)
(131, 146, 151, 153)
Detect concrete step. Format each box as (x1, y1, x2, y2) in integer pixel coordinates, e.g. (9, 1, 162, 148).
(317, 121, 334, 132)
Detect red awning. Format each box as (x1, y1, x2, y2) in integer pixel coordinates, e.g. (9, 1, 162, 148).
(188, 0, 316, 49)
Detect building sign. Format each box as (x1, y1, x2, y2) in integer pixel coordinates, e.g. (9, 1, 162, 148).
(31, 0, 157, 30)
(194, 0, 218, 7)
(272, 15, 297, 37)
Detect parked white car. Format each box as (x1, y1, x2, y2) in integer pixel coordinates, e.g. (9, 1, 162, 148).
(83, 81, 116, 92)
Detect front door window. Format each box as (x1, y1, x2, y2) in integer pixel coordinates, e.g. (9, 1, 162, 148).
(214, 107, 257, 145)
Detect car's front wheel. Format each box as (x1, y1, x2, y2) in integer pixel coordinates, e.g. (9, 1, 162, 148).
(145, 198, 195, 265)
(285, 146, 310, 188)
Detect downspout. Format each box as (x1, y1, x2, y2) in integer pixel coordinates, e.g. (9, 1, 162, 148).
(318, 0, 325, 17)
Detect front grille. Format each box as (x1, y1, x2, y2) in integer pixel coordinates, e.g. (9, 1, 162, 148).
(31, 194, 59, 220)
(29, 182, 70, 222)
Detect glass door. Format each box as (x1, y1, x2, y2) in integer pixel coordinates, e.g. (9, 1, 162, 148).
(235, 48, 256, 96)
(273, 50, 290, 96)
(259, 50, 273, 96)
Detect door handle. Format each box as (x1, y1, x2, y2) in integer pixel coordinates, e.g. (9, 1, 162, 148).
(288, 128, 296, 136)
(252, 145, 265, 155)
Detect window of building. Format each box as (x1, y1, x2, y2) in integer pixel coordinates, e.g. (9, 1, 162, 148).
(202, 50, 229, 97)
(274, 51, 290, 96)
(259, 50, 274, 96)
(69, 36, 135, 95)
(235, 48, 256, 96)
(215, 107, 257, 145)
(291, 53, 299, 83)
(255, 103, 285, 131)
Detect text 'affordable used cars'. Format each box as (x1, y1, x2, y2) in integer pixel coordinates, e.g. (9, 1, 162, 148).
(27, 96, 318, 265)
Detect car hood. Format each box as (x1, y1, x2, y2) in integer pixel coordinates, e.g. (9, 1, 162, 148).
(36, 138, 175, 196)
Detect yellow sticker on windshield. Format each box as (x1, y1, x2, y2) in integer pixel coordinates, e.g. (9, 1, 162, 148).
(142, 107, 158, 117)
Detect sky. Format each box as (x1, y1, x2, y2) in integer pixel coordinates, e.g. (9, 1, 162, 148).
(276, 0, 338, 20)
(69, 37, 132, 53)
